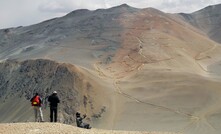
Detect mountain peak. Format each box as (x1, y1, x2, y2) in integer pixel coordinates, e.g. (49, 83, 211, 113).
(113, 3, 135, 9)
(107, 3, 138, 13)
(65, 9, 90, 17)
(118, 3, 131, 8)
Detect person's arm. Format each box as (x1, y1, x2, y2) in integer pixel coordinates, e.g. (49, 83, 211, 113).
(57, 96, 60, 103)
(83, 114, 86, 119)
(79, 117, 83, 121)
(30, 96, 34, 102)
(48, 96, 51, 102)
(39, 97, 42, 104)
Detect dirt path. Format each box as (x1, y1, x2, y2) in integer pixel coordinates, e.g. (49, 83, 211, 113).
(93, 60, 200, 133)
(194, 42, 217, 72)
(92, 35, 221, 133)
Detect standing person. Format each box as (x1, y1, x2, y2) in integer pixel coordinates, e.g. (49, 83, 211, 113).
(48, 91, 60, 122)
(30, 93, 44, 122)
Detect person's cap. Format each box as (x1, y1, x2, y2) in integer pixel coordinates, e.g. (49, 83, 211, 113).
(76, 112, 80, 116)
(53, 91, 57, 94)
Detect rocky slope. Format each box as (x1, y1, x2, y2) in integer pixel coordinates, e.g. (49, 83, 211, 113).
(179, 4, 221, 43)
(0, 59, 108, 124)
(1, 3, 221, 134)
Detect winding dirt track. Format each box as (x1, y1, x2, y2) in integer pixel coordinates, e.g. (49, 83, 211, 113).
(93, 34, 220, 133)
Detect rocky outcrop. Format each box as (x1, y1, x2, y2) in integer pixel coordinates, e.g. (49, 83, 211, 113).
(0, 59, 106, 124)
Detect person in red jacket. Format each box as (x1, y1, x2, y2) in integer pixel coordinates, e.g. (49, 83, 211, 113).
(30, 93, 44, 122)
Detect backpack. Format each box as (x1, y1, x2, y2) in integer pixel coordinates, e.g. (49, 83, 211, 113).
(32, 96, 40, 106)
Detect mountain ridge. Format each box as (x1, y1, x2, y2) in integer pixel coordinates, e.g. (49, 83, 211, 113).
(178, 3, 221, 43)
(1, 3, 221, 134)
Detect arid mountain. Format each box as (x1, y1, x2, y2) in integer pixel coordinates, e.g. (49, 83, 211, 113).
(179, 4, 221, 43)
(1, 4, 221, 134)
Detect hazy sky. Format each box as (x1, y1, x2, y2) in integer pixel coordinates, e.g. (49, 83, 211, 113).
(0, 0, 221, 29)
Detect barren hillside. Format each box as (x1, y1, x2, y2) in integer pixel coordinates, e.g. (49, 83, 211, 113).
(179, 4, 221, 43)
(0, 59, 109, 125)
(1, 4, 221, 134)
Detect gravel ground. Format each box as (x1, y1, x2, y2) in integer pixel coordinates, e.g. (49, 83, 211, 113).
(0, 123, 182, 134)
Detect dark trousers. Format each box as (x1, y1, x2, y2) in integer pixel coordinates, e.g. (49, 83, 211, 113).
(50, 107, 58, 122)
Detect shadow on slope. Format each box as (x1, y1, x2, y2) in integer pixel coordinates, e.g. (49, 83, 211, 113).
(0, 59, 109, 125)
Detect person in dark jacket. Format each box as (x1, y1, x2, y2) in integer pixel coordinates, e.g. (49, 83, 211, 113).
(30, 93, 44, 122)
(76, 112, 91, 129)
(48, 91, 60, 122)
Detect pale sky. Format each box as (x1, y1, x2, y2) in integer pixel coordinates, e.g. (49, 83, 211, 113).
(0, 0, 221, 29)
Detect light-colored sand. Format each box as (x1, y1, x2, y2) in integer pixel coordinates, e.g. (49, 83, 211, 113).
(0, 123, 181, 134)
